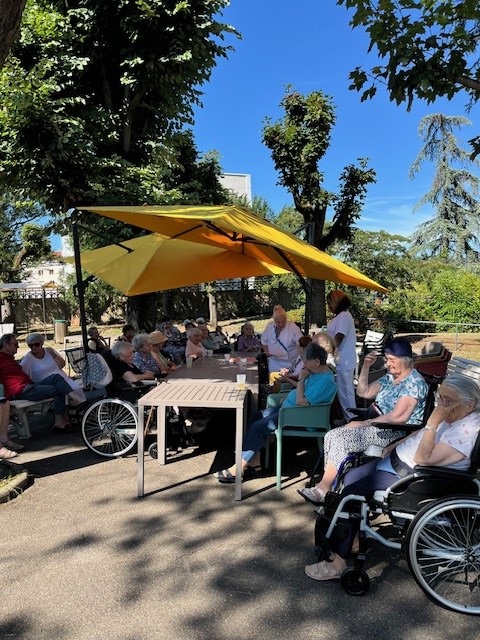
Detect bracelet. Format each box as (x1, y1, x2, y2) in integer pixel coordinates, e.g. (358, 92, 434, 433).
(424, 424, 437, 432)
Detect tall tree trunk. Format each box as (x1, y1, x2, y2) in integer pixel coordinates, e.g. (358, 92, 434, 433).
(0, 0, 27, 69)
(310, 279, 326, 328)
(126, 293, 157, 332)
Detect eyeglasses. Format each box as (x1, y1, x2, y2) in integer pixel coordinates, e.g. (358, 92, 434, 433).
(29, 342, 42, 348)
(436, 392, 459, 407)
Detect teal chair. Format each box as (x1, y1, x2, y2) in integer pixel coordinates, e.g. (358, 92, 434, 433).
(264, 390, 336, 490)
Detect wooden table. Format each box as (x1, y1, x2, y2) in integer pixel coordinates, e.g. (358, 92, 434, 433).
(137, 355, 259, 501)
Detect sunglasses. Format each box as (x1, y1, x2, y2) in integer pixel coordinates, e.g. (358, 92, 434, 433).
(29, 342, 43, 348)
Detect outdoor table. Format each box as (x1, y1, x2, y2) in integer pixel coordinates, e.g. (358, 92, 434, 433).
(137, 355, 259, 501)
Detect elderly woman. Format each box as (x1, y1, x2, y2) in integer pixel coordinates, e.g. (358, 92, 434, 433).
(104, 340, 154, 402)
(132, 333, 163, 376)
(237, 322, 261, 353)
(87, 326, 110, 355)
(325, 290, 357, 422)
(261, 305, 303, 374)
(157, 319, 185, 364)
(147, 331, 176, 373)
(20, 333, 86, 406)
(185, 327, 207, 359)
(298, 337, 428, 506)
(304, 374, 480, 581)
(214, 343, 337, 483)
(312, 331, 337, 371)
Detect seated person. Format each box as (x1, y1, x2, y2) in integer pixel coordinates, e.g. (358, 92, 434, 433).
(0, 397, 23, 459)
(298, 337, 428, 506)
(132, 333, 164, 377)
(214, 343, 337, 483)
(269, 335, 312, 392)
(237, 322, 261, 353)
(157, 318, 184, 364)
(87, 326, 110, 355)
(304, 374, 480, 581)
(0, 333, 84, 431)
(208, 326, 230, 354)
(104, 340, 154, 403)
(197, 323, 217, 352)
(261, 305, 303, 374)
(312, 331, 337, 371)
(147, 331, 176, 373)
(116, 324, 135, 343)
(185, 327, 207, 359)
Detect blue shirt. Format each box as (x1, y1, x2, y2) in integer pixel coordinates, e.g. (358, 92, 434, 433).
(282, 370, 336, 408)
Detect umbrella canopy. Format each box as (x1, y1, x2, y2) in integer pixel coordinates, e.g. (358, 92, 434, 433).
(67, 233, 288, 295)
(77, 205, 387, 292)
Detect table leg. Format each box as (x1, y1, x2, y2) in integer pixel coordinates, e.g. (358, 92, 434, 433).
(137, 405, 145, 498)
(234, 399, 246, 501)
(158, 405, 167, 465)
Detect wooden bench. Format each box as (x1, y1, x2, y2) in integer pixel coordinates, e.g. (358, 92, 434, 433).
(11, 398, 53, 439)
(447, 355, 480, 382)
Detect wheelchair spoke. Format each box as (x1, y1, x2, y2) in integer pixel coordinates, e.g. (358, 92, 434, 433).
(82, 399, 138, 458)
(407, 497, 480, 615)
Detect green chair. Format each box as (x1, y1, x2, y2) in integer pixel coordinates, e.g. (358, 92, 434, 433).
(265, 391, 335, 490)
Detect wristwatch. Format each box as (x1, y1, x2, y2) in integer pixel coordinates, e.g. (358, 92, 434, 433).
(424, 424, 437, 432)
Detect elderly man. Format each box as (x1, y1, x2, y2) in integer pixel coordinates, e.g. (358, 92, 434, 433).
(0, 333, 84, 431)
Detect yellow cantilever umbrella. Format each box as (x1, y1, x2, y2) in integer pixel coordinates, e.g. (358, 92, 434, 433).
(67, 232, 288, 295)
(76, 204, 387, 292)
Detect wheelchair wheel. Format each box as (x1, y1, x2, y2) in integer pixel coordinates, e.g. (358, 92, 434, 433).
(81, 398, 138, 458)
(340, 567, 370, 596)
(148, 442, 158, 459)
(406, 495, 480, 615)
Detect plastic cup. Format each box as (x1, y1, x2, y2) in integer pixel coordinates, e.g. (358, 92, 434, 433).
(236, 373, 246, 389)
(224, 353, 230, 362)
(186, 356, 194, 368)
(239, 357, 247, 372)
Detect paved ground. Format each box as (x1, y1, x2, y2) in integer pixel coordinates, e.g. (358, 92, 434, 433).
(1, 411, 480, 640)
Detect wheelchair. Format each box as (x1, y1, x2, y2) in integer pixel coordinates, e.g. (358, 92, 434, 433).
(313, 434, 480, 615)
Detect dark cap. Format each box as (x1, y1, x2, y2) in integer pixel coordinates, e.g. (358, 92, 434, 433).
(384, 337, 413, 358)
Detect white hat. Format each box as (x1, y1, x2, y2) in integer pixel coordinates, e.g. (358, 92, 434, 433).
(195, 317, 206, 324)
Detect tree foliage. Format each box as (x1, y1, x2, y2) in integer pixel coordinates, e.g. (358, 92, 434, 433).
(337, 0, 480, 153)
(262, 88, 376, 325)
(0, 0, 237, 213)
(409, 113, 480, 261)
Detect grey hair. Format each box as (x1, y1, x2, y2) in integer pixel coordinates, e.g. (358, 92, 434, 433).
(187, 327, 201, 340)
(132, 333, 150, 351)
(442, 374, 480, 411)
(26, 332, 45, 345)
(111, 340, 133, 360)
(397, 355, 415, 369)
(303, 342, 327, 365)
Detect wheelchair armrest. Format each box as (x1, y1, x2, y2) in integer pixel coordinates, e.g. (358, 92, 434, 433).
(371, 421, 422, 433)
(413, 465, 477, 480)
(347, 407, 369, 419)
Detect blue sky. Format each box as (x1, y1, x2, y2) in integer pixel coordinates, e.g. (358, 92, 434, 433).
(192, 0, 480, 237)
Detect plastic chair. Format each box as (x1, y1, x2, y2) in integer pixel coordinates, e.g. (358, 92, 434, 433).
(265, 390, 336, 490)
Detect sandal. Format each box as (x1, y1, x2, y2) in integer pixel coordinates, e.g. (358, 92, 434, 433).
(0, 439, 24, 451)
(0, 446, 18, 459)
(214, 469, 236, 484)
(297, 487, 326, 506)
(305, 556, 346, 581)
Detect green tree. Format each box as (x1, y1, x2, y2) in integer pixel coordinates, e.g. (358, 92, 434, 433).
(337, 0, 480, 152)
(409, 114, 480, 261)
(0, 1, 236, 329)
(262, 88, 376, 326)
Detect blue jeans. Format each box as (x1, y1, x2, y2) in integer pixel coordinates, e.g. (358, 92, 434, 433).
(15, 374, 73, 416)
(241, 406, 281, 463)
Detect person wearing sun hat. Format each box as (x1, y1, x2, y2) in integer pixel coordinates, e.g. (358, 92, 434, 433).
(298, 336, 428, 507)
(147, 331, 176, 373)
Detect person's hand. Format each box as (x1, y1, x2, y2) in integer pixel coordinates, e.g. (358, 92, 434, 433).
(363, 351, 378, 368)
(428, 403, 456, 427)
(381, 443, 395, 458)
(344, 419, 367, 428)
(143, 370, 155, 380)
(298, 366, 311, 382)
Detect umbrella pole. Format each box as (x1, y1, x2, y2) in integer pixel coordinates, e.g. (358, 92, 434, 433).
(71, 219, 89, 349)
